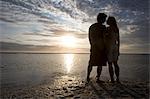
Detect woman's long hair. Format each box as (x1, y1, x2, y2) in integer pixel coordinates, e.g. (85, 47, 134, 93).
(107, 16, 119, 33)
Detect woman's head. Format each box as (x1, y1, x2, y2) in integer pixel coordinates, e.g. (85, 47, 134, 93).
(107, 16, 119, 33)
(107, 16, 117, 26)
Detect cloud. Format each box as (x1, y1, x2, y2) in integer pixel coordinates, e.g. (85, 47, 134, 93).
(121, 43, 149, 54)
(0, 0, 149, 53)
(0, 42, 89, 53)
(23, 32, 53, 37)
(118, 0, 149, 12)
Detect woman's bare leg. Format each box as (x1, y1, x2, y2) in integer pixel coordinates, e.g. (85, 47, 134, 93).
(108, 62, 114, 82)
(113, 61, 120, 82)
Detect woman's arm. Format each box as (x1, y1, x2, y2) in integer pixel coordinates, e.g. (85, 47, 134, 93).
(117, 29, 120, 55)
(117, 31, 120, 47)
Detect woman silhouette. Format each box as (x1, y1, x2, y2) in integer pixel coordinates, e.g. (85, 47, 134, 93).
(105, 16, 120, 83)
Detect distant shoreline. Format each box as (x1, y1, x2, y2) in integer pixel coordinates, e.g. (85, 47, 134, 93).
(0, 52, 149, 55)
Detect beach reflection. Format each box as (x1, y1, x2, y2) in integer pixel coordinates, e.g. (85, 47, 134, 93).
(64, 54, 74, 73)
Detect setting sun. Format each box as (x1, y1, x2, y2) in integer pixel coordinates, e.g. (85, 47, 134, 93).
(61, 35, 77, 48)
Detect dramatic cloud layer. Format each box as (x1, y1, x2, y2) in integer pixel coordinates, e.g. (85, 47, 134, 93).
(0, 0, 149, 53)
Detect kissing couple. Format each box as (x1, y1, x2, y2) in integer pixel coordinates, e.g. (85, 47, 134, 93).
(87, 13, 120, 83)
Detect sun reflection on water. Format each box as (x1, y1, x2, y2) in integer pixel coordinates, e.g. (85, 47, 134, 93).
(64, 54, 74, 73)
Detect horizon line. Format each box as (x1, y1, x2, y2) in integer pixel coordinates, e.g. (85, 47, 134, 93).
(0, 51, 149, 55)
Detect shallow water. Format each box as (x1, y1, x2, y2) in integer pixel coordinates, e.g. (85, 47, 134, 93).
(1, 53, 149, 87)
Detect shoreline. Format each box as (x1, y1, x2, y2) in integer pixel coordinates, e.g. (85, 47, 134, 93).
(0, 52, 149, 55)
(1, 75, 149, 99)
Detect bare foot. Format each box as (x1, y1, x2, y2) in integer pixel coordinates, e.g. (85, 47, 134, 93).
(86, 77, 90, 83)
(96, 79, 105, 83)
(116, 78, 120, 83)
(109, 80, 115, 83)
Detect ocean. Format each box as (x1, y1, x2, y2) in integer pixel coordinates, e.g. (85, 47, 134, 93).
(1, 53, 149, 88)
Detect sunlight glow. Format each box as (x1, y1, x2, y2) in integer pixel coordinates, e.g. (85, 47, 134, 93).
(61, 35, 77, 48)
(64, 54, 74, 73)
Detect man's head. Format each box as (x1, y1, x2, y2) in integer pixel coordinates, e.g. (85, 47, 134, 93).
(97, 13, 107, 23)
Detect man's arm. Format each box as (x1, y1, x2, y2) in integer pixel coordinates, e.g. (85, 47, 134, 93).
(89, 27, 92, 45)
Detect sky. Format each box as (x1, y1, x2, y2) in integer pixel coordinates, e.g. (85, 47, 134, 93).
(0, 0, 149, 53)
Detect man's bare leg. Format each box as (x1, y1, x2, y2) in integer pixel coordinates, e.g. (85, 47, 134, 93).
(96, 66, 102, 80)
(87, 64, 92, 82)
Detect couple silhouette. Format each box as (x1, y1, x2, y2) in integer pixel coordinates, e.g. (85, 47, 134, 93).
(87, 13, 120, 83)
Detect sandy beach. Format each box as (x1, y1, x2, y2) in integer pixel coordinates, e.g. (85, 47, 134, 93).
(1, 53, 149, 98)
(1, 74, 149, 99)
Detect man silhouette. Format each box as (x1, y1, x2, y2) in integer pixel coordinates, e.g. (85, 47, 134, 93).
(87, 13, 107, 82)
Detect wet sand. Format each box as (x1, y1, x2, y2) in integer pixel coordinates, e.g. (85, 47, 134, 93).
(1, 75, 149, 99)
